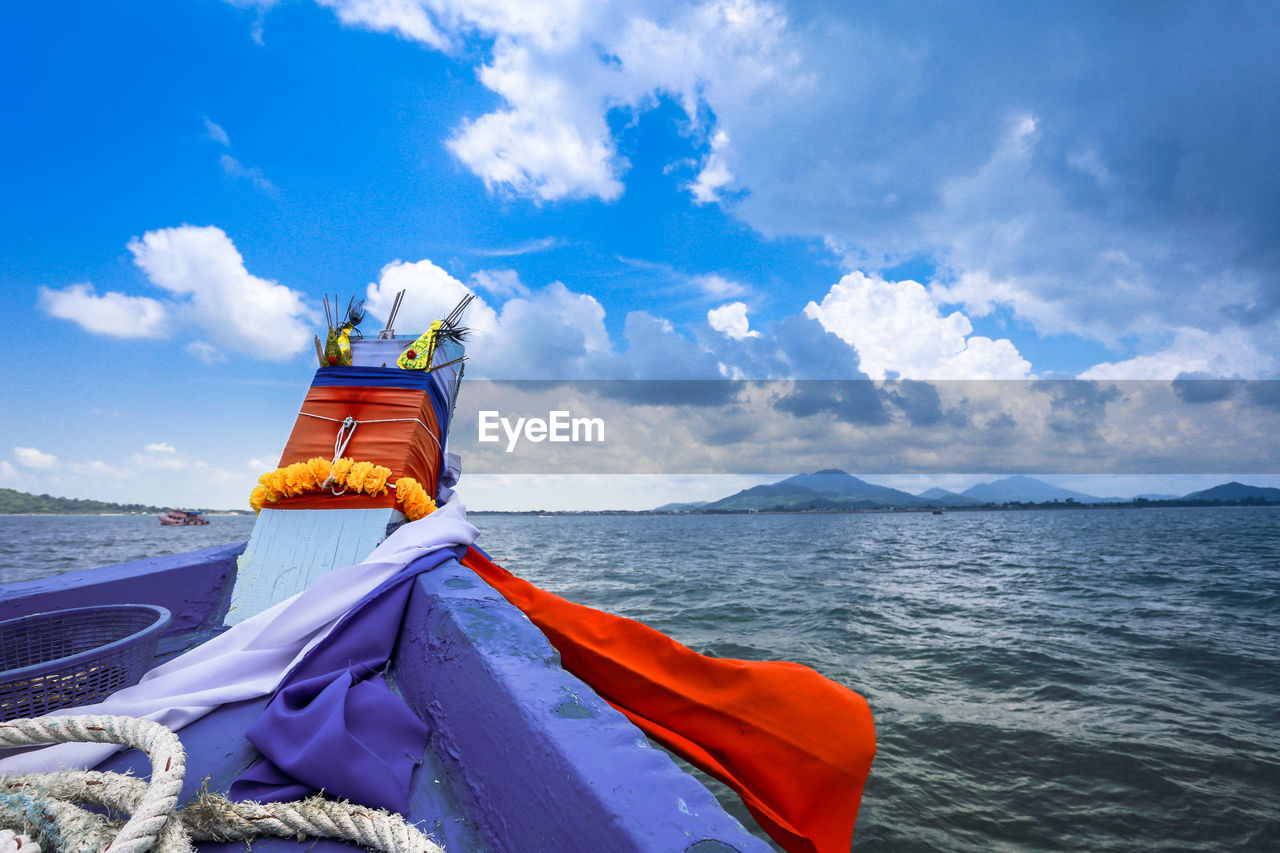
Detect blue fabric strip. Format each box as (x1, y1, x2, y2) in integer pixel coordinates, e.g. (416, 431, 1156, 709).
(310, 365, 435, 391)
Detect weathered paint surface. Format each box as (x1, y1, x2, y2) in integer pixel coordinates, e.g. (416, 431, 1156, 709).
(226, 507, 403, 625)
(393, 558, 772, 853)
(0, 543, 242, 656)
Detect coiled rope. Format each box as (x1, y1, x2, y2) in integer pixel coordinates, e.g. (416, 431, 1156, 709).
(0, 715, 443, 853)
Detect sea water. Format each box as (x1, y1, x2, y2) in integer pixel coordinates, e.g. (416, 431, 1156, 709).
(2, 507, 1277, 851)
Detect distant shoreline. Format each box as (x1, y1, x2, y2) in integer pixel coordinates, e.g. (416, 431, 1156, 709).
(0, 511, 252, 517)
(471, 500, 1280, 516)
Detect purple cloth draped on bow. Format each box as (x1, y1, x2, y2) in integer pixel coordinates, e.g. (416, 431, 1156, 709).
(228, 545, 463, 811)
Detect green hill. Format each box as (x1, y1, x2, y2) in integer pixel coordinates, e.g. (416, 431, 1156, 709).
(0, 487, 168, 515)
(1183, 482, 1280, 503)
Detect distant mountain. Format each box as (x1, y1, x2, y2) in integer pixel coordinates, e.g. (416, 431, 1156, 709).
(0, 487, 168, 515)
(652, 500, 710, 512)
(961, 476, 1101, 504)
(916, 487, 984, 507)
(650, 473, 1280, 513)
(917, 487, 955, 499)
(778, 470, 922, 505)
(1183, 482, 1280, 503)
(701, 469, 923, 511)
(702, 482, 848, 512)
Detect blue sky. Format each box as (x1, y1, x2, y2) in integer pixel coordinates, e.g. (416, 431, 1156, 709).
(3, 1, 1278, 510)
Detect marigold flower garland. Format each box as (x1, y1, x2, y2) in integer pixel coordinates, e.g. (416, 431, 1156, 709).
(250, 456, 437, 520)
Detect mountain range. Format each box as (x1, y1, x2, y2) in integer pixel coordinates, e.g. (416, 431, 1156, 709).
(660, 471, 1280, 512)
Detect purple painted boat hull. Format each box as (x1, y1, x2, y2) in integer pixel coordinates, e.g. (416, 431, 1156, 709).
(0, 546, 772, 852)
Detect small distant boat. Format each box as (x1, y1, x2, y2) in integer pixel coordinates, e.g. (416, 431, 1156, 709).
(158, 509, 209, 526)
(932, 509, 944, 515)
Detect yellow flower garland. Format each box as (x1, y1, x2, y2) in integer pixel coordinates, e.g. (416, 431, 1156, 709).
(250, 456, 437, 520)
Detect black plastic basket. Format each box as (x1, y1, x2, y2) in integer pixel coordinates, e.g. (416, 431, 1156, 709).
(0, 604, 171, 721)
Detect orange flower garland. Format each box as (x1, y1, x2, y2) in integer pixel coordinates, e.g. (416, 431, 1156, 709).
(249, 456, 437, 520)
(391, 476, 437, 520)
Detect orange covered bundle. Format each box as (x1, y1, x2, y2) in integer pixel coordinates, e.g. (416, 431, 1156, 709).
(270, 368, 447, 510)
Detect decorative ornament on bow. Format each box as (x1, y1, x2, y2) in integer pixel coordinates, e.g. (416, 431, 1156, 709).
(396, 294, 474, 373)
(317, 295, 367, 367)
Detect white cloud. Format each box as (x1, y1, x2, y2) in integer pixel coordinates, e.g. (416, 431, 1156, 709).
(128, 225, 313, 360)
(693, 272, 748, 299)
(315, 0, 449, 49)
(688, 129, 734, 204)
(127, 449, 186, 471)
(469, 236, 560, 257)
(804, 271, 1031, 379)
(37, 283, 170, 339)
(186, 340, 228, 364)
(478, 281, 612, 377)
(318, 0, 591, 57)
(0, 460, 16, 482)
(14, 447, 59, 470)
(220, 154, 277, 195)
(145, 442, 176, 454)
(446, 46, 626, 202)
(368, 255, 869, 380)
(72, 459, 119, 476)
(203, 116, 231, 146)
(1080, 327, 1278, 380)
(470, 268, 530, 298)
(708, 301, 759, 339)
(366, 258, 499, 336)
(367, 256, 619, 377)
(307, 0, 797, 203)
(929, 269, 1066, 333)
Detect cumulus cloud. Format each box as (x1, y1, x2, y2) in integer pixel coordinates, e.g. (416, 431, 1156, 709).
(367, 257, 631, 377)
(128, 225, 313, 360)
(708, 301, 759, 339)
(14, 447, 59, 469)
(367, 255, 785, 378)
(37, 283, 170, 338)
(366, 258, 499, 336)
(479, 281, 614, 377)
(804, 272, 1031, 379)
(145, 442, 176, 453)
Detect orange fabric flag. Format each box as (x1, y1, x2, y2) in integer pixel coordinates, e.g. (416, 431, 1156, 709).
(461, 547, 876, 853)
